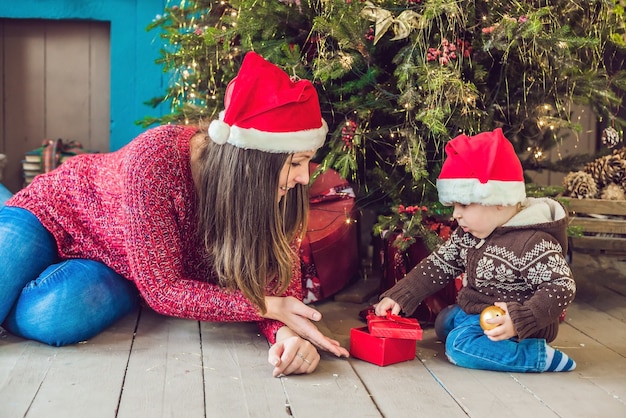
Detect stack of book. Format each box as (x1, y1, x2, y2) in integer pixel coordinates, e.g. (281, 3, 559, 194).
(22, 140, 87, 187)
(0, 153, 7, 182)
(22, 148, 43, 186)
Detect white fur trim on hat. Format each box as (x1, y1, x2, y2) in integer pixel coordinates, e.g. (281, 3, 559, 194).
(224, 119, 328, 153)
(437, 178, 526, 206)
(208, 113, 230, 145)
(208, 109, 328, 152)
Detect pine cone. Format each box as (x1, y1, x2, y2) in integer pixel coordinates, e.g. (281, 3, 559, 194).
(612, 146, 626, 160)
(600, 183, 626, 200)
(602, 127, 621, 148)
(562, 170, 598, 199)
(583, 154, 626, 189)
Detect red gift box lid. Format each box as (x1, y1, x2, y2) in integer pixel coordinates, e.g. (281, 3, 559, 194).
(366, 312, 423, 340)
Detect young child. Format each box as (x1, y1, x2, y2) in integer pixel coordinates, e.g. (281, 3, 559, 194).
(375, 128, 577, 372)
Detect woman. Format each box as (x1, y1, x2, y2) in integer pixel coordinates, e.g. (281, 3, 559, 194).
(0, 52, 349, 377)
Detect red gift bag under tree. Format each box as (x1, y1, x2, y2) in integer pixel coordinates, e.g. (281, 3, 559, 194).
(375, 224, 461, 325)
(300, 163, 360, 303)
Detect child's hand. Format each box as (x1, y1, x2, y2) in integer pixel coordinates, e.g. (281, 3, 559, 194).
(374, 297, 402, 316)
(483, 302, 518, 341)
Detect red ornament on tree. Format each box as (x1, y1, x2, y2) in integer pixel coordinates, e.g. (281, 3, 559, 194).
(341, 119, 357, 149)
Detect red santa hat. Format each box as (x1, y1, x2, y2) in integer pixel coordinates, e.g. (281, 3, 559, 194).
(436, 128, 526, 206)
(208, 52, 328, 153)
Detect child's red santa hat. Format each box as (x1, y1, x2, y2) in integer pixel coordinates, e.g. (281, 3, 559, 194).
(437, 128, 526, 206)
(208, 52, 328, 153)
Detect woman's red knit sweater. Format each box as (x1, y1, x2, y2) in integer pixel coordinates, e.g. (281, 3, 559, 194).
(7, 125, 300, 343)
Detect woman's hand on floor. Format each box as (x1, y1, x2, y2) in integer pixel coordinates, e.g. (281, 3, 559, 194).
(269, 327, 320, 377)
(264, 296, 349, 358)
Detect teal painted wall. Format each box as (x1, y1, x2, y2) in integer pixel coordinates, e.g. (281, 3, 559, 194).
(0, 0, 168, 150)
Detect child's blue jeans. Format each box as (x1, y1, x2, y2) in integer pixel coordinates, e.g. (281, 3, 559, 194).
(0, 206, 138, 346)
(435, 304, 549, 372)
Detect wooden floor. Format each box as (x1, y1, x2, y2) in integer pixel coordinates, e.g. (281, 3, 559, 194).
(2, 255, 626, 418)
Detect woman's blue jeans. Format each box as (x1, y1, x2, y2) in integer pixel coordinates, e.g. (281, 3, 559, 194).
(0, 206, 138, 346)
(0, 183, 12, 206)
(435, 304, 548, 372)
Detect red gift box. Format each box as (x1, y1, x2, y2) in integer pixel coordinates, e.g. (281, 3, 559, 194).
(366, 312, 423, 340)
(349, 327, 417, 366)
(349, 312, 422, 366)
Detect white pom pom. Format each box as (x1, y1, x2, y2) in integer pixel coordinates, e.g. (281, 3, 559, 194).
(208, 120, 230, 145)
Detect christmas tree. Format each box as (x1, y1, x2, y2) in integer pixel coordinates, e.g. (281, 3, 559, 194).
(142, 0, 626, 249)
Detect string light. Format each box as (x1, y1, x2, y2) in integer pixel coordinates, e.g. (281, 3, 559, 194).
(149, 0, 622, 219)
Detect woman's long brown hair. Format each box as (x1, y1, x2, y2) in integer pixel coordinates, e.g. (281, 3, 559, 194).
(194, 132, 309, 314)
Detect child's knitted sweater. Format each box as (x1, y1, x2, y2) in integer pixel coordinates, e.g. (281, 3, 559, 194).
(7, 125, 300, 343)
(382, 198, 576, 342)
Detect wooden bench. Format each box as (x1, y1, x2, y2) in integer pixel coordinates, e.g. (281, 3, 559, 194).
(560, 197, 626, 284)
(561, 197, 626, 253)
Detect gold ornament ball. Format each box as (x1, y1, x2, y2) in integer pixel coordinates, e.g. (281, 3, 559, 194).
(480, 305, 505, 330)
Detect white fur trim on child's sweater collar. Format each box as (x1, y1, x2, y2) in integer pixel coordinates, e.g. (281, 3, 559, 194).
(505, 197, 566, 227)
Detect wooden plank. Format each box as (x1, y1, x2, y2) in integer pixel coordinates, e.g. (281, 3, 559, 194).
(316, 294, 626, 417)
(313, 299, 370, 348)
(283, 355, 383, 417)
(2, 19, 46, 192)
(321, 301, 616, 418)
(317, 300, 561, 416)
(88, 21, 110, 152)
(567, 263, 626, 322)
(570, 250, 626, 285)
(349, 352, 468, 417)
(497, 264, 626, 416)
(0, 310, 138, 418)
(196, 302, 381, 417)
(507, 322, 626, 416)
(566, 300, 626, 356)
(0, 21, 4, 153)
(570, 236, 626, 252)
(562, 198, 626, 216)
(200, 321, 289, 416)
(0, 19, 110, 192)
(1, 270, 624, 417)
(45, 21, 91, 143)
(117, 308, 206, 418)
(412, 329, 578, 417)
(285, 301, 382, 417)
(570, 217, 626, 235)
(414, 319, 626, 416)
(561, 198, 626, 252)
(0, 336, 57, 417)
(316, 301, 466, 416)
(333, 274, 380, 303)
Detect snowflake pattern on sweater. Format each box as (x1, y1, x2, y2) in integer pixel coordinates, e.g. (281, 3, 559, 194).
(381, 197, 575, 342)
(7, 125, 301, 343)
